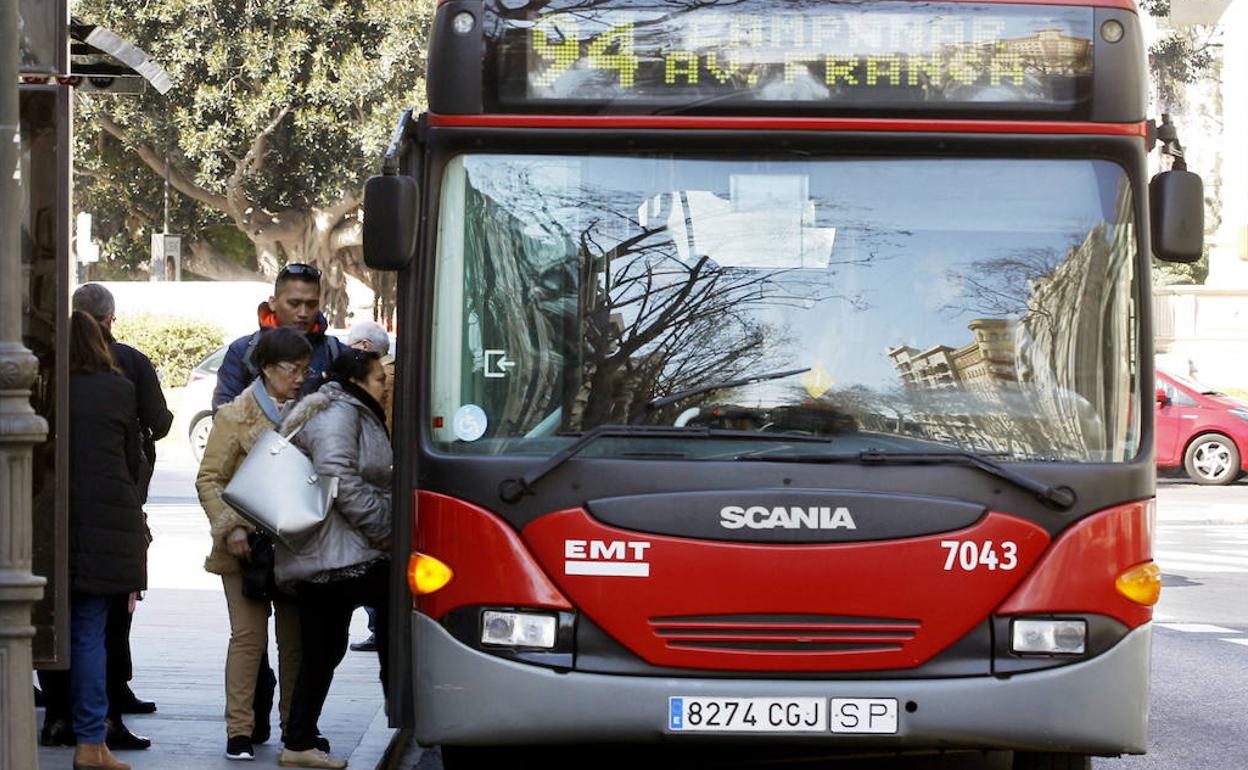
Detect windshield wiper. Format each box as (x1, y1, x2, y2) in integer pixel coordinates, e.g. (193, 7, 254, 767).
(498, 422, 831, 503)
(634, 367, 811, 423)
(733, 448, 1077, 511)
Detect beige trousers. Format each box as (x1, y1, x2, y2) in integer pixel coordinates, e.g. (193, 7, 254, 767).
(221, 573, 301, 738)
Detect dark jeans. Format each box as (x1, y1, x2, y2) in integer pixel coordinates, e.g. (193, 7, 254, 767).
(70, 594, 114, 744)
(284, 561, 389, 751)
(40, 594, 136, 723)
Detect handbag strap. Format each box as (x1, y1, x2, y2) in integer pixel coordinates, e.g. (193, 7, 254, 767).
(268, 422, 307, 455)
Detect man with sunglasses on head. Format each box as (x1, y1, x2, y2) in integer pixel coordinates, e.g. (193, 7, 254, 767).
(212, 263, 343, 410)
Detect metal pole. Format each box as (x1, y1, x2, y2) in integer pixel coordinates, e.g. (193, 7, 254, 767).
(0, 0, 50, 767)
(163, 140, 170, 233)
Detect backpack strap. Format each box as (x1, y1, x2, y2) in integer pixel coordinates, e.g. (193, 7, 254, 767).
(241, 331, 263, 378)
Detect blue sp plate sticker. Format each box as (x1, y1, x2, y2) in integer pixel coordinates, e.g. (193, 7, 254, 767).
(669, 697, 684, 730)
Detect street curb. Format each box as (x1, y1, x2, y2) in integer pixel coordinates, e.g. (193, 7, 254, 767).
(348, 703, 400, 770)
(378, 728, 416, 770)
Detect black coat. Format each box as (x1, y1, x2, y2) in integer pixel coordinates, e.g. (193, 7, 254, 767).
(108, 338, 173, 502)
(108, 337, 173, 464)
(69, 372, 149, 596)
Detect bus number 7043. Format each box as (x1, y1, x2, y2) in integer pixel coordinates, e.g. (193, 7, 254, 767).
(941, 540, 1019, 572)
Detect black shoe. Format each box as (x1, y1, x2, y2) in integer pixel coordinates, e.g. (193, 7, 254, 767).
(105, 718, 152, 750)
(39, 717, 75, 747)
(225, 735, 255, 761)
(349, 633, 377, 652)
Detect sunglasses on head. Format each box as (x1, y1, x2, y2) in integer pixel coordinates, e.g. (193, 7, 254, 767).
(279, 263, 322, 280)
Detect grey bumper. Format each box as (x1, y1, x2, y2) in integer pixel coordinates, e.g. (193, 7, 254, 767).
(414, 613, 1150, 755)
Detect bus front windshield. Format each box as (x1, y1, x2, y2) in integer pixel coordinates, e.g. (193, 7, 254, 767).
(430, 154, 1138, 463)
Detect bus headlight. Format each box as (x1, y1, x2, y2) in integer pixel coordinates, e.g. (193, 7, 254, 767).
(481, 610, 558, 649)
(1011, 619, 1087, 655)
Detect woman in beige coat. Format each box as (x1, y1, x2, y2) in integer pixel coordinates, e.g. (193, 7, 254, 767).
(196, 327, 313, 762)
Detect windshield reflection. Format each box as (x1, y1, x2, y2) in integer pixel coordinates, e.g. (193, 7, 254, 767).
(430, 154, 1138, 463)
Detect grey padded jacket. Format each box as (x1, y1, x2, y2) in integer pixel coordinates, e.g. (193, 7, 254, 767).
(274, 381, 393, 586)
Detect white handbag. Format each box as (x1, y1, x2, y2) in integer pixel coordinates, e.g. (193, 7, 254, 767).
(223, 425, 338, 550)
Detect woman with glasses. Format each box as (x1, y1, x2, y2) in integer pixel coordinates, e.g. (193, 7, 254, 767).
(274, 349, 392, 769)
(196, 327, 316, 762)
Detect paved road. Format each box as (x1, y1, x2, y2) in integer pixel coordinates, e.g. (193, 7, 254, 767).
(1108, 479, 1248, 770)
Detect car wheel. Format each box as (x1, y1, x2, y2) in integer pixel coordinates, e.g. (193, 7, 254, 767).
(1184, 433, 1241, 485)
(1012, 752, 1092, 770)
(189, 413, 214, 463)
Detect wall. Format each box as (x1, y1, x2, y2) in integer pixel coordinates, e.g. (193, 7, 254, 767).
(1154, 286, 1248, 388)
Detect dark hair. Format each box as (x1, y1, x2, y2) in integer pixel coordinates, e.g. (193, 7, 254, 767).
(70, 311, 119, 375)
(327, 348, 381, 385)
(253, 327, 313, 371)
(274, 262, 322, 295)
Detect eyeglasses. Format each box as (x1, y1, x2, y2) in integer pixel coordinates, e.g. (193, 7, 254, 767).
(274, 362, 314, 380)
(278, 263, 322, 280)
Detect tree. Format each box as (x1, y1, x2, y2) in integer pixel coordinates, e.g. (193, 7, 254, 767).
(1138, 0, 1222, 288)
(1138, 0, 1223, 109)
(74, 0, 435, 318)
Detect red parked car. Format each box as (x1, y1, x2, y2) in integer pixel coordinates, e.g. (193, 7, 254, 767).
(1156, 370, 1248, 485)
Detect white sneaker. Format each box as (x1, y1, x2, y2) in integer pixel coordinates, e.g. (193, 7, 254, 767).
(278, 747, 348, 769)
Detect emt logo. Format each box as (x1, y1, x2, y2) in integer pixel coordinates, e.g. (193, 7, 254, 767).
(564, 539, 652, 577)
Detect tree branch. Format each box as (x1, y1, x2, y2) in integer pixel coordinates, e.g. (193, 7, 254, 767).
(94, 113, 232, 213)
(329, 218, 362, 252)
(326, 193, 360, 224)
(231, 106, 291, 189)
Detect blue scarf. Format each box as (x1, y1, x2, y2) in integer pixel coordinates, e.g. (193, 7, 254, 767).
(250, 378, 286, 427)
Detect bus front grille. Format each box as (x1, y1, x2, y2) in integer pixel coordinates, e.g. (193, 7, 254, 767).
(648, 613, 920, 655)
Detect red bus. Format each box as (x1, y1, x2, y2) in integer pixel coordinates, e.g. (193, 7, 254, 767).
(364, 0, 1204, 767)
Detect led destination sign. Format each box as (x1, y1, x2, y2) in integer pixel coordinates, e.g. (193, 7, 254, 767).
(487, 0, 1095, 113)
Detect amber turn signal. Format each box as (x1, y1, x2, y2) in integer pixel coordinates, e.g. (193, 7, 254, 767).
(1115, 561, 1161, 606)
(408, 552, 454, 595)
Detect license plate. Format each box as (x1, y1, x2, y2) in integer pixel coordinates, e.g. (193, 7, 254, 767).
(668, 697, 826, 732)
(829, 698, 899, 734)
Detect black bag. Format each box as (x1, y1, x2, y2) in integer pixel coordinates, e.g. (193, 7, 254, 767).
(241, 532, 283, 602)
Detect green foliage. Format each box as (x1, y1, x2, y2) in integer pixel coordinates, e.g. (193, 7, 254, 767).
(1153, 255, 1210, 287)
(74, 90, 234, 274)
(74, 0, 435, 272)
(112, 314, 225, 386)
(202, 224, 257, 268)
(1137, 0, 1222, 108)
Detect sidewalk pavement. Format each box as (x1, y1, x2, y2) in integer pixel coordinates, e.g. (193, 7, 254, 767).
(37, 590, 392, 770)
(37, 449, 396, 770)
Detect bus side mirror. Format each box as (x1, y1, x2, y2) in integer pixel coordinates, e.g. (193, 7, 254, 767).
(1150, 169, 1204, 263)
(363, 174, 419, 271)
(1155, 387, 1169, 406)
